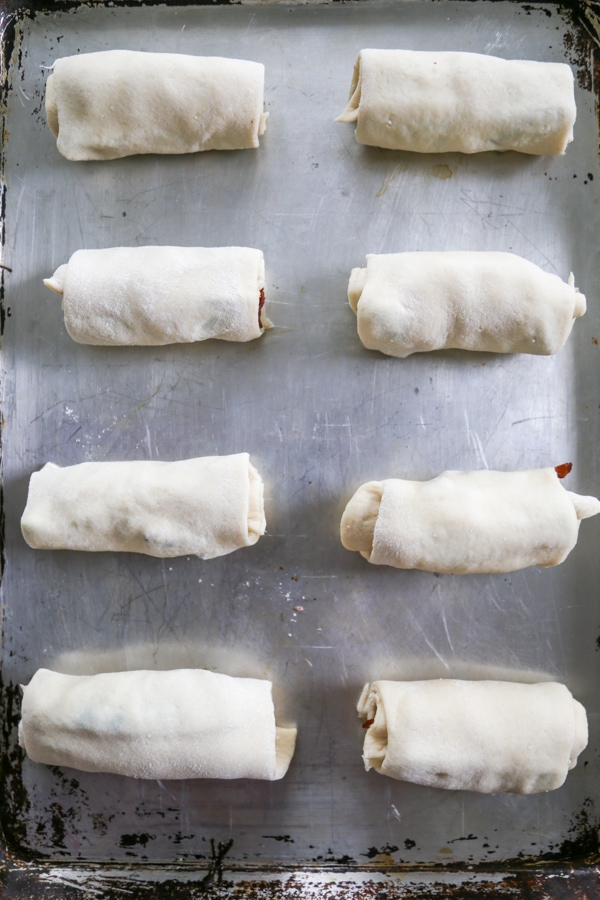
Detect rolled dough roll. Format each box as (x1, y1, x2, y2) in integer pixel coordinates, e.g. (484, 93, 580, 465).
(348, 252, 585, 357)
(357, 679, 587, 793)
(21, 453, 266, 559)
(336, 49, 576, 155)
(46, 50, 267, 161)
(341, 468, 600, 573)
(44, 246, 268, 346)
(20, 668, 296, 780)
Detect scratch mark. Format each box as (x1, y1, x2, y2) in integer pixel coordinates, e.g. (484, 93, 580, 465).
(508, 221, 560, 275)
(17, 83, 31, 104)
(309, 195, 325, 232)
(485, 404, 509, 444)
(376, 164, 405, 198)
(512, 415, 555, 425)
(30, 392, 108, 424)
(369, 366, 378, 415)
(339, 647, 349, 685)
(270, 212, 324, 218)
(117, 182, 188, 204)
(440, 607, 455, 655)
(112, 584, 164, 615)
(407, 608, 449, 670)
(156, 779, 178, 802)
(422, 632, 450, 670)
(459, 191, 500, 229)
(464, 410, 488, 468)
(486, 586, 504, 613)
(40, 871, 132, 898)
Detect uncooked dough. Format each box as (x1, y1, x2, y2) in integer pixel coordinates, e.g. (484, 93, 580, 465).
(357, 679, 587, 793)
(46, 50, 267, 161)
(348, 252, 585, 357)
(20, 668, 296, 780)
(21, 453, 266, 559)
(336, 49, 576, 155)
(341, 468, 600, 573)
(44, 246, 268, 346)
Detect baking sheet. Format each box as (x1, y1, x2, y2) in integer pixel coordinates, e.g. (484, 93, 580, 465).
(1, 0, 600, 870)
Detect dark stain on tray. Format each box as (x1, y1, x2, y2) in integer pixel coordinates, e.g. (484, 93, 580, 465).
(120, 833, 156, 849)
(171, 832, 196, 845)
(521, 4, 555, 16)
(539, 798, 600, 864)
(362, 844, 399, 859)
(0, 678, 34, 858)
(262, 835, 294, 843)
(563, 28, 594, 91)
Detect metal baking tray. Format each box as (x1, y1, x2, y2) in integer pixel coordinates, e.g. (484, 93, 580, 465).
(1, 0, 600, 896)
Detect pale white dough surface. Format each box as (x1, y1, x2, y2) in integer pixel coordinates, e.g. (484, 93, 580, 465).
(348, 252, 585, 357)
(20, 668, 297, 780)
(20, 453, 266, 559)
(357, 679, 587, 793)
(336, 49, 576, 155)
(44, 246, 267, 346)
(340, 468, 600, 573)
(46, 50, 267, 161)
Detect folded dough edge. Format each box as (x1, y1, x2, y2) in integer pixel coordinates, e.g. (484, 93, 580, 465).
(357, 679, 588, 794)
(44, 247, 267, 346)
(340, 468, 600, 572)
(21, 453, 266, 559)
(20, 667, 297, 781)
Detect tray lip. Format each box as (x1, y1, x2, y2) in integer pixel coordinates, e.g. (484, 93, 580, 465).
(1, 853, 600, 898)
(1, 0, 600, 892)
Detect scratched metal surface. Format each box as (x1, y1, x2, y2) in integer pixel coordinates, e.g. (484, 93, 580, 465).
(1, 0, 600, 871)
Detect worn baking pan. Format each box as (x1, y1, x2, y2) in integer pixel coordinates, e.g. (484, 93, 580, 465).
(1, 0, 600, 896)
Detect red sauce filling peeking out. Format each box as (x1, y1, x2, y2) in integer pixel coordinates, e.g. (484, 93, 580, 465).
(259, 288, 265, 329)
(555, 462, 573, 479)
(362, 718, 375, 729)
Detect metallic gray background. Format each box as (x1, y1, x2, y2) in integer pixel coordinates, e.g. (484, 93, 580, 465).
(1, 0, 599, 867)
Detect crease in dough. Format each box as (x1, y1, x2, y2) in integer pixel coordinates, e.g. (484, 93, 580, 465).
(20, 667, 297, 781)
(44, 246, 269, 346)
(46, 50, 267, 161)
(348, 252, 585, 357)
(21, 453, 266, 560)
(357, 679, 588, 794)
(340, 467, 600, 573)
(336, 49, 576, 156)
